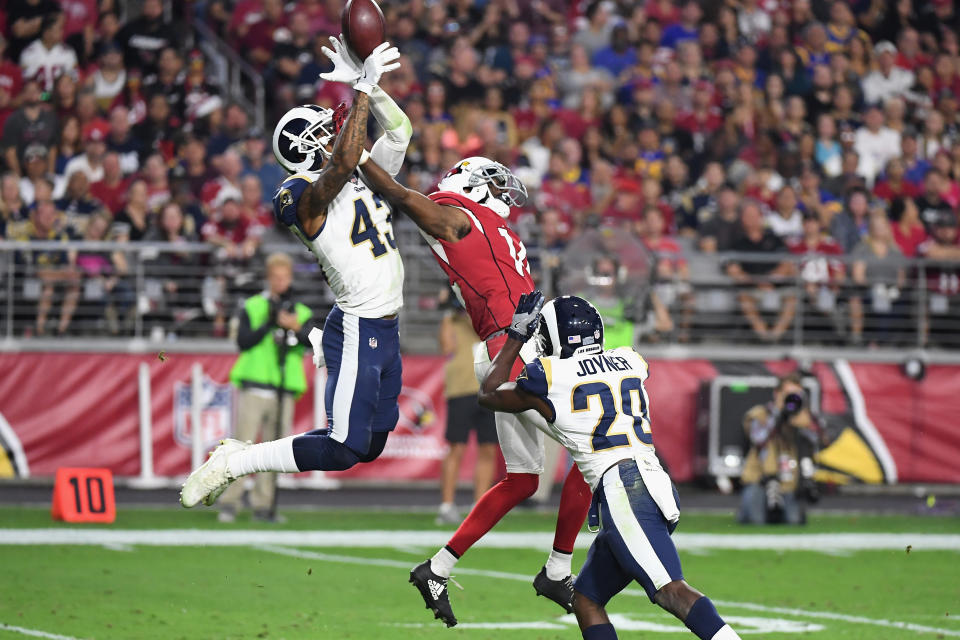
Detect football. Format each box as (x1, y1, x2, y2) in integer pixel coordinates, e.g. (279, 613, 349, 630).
(341, 0, 386, 61)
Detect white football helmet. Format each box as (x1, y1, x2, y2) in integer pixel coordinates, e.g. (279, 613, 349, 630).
(436, 156, 527, 218)
(272, 104, 347, 174)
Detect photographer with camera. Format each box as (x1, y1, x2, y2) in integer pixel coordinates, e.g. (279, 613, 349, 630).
(738, 373, 822, 525)
(220, 252, 314, 523)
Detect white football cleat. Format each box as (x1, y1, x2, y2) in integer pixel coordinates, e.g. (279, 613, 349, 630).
(180, 439, 249, 508)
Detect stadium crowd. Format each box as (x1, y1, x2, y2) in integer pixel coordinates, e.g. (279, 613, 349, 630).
(1, 0, 959, 347)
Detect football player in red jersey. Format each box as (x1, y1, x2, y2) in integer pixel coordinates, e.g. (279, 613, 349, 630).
(359, 156, 593, 627)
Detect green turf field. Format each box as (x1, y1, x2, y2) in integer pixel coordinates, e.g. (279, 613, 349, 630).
(1, 506, 958, 639)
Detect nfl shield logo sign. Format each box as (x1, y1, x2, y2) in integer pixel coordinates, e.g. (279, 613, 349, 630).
(173, 375, 235, 449)
(369, 337, 378, 349)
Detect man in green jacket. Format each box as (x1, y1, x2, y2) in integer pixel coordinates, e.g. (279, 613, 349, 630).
(220, 253, 313, 523)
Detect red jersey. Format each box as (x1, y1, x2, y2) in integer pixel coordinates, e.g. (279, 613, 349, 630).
(426, 191, 535, 341)
(788, 237, 845, 283)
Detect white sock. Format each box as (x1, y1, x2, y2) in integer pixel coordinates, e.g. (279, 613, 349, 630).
(227, 436, 301, 477)
(711, 625, 742, 640)
(430, 547, 458, 578)
(545, 549, 572, 580)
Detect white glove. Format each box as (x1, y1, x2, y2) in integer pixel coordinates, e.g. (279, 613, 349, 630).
(319, 35, 362, 85)
(308, 326, 325, 369)
(353, 41, 400, 95)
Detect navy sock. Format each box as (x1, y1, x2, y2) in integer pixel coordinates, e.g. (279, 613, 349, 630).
(292, 434, 361, 471)
(582, 623, 617, 640)
(685, 597, 725, 640)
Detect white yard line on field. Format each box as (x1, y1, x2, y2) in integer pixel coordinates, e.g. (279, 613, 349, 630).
(254, 545, 960, 638)
(0, 623, 84, 640)
(3, 529, 960, 552)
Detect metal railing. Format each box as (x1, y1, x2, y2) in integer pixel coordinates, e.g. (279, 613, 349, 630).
(1, 235, 959, 354)
(191, 18, 266, 131)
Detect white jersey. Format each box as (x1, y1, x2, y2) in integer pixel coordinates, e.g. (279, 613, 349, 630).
(516, 346, 659, 490)
(274, 170, 404, 318)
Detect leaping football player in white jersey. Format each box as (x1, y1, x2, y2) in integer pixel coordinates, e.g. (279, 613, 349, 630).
(478, 291, 742, 640)
(181, 38, 414, 508)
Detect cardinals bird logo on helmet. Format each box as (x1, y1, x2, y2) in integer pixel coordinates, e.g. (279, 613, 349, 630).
(437, 157, 528, 219)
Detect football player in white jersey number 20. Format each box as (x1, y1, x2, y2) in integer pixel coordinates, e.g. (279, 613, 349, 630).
(478, 291, 743, 640)
(181, 37, 413, 509)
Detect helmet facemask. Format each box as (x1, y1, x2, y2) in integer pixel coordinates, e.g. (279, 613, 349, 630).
(274, 104, 346, 174)
(467, 163, 528, 209)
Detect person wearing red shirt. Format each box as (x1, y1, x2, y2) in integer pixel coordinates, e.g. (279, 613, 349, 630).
(872, 157, 920, 203)
(788, 213, 845, 338)
(889, 197, 929, 258)
(201, 191, 257, 257)
(89, 152, 131, 215)
(676, 81, 724, 139)
(240, 0, 288, 70)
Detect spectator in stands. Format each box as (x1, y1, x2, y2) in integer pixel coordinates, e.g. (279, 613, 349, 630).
(18, 144, 58, 204)
(116, 0, 175, 75)
(918, 210, 960, 348)
(134, 93, 177, 162)
(202, 188, 257, 262)
(850, 210, 907, 346)
(2, 79, 58, 176)
(53, 114, 81, 176)
(889, 197, 929, 258)
(916, 169, 955, 232)
(15, 198, 80, 336)
(76, 210, 133, 335)
(90, 152, 130, 215)
(697, 185, 742, 253)
(242, 0, 288, 70)
(207, 103, 249, 157)
(766, 186, 804, 241)
(862, 41, 914, 106)
(63, 119, 108, 184)
(831, 187, 871, 252)
(19, 12, 77, 93)
(0, 172, 27, 228)
(55, 171, 106, 236)
(106, 105, 142, 174)
(90, 40, 126, 112)
(873, 157, 920, 203)
(573, 1, 612, 58)
(239, 174, 269, 229)
(854, 106, 901, 186)
(788, 212, 846, 338)
(143, 47, 186, 120)
(726, 200, 797, 342)
(138, 156, 169, 215)
(240, 129, 285, 204)
(175, 134, 215, 197)
(7, 0, 60, 62)
(113, 178, 151, 242)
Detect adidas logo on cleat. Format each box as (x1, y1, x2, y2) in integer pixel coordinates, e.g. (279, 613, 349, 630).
(428, 579, 445, 601)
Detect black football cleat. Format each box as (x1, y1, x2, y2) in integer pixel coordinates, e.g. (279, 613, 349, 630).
(410, 560, 458, 627)
(533, 566, 575, 614)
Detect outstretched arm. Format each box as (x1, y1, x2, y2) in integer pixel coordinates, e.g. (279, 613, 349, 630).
(477, 292, 553, 420)
(360, 158, 472, 242)
(368, 85, 412, 177)
(295, 92, 370, 237)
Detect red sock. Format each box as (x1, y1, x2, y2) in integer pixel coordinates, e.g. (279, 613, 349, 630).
(447, 472, 538, 557)
(553, 465, 591, 554)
